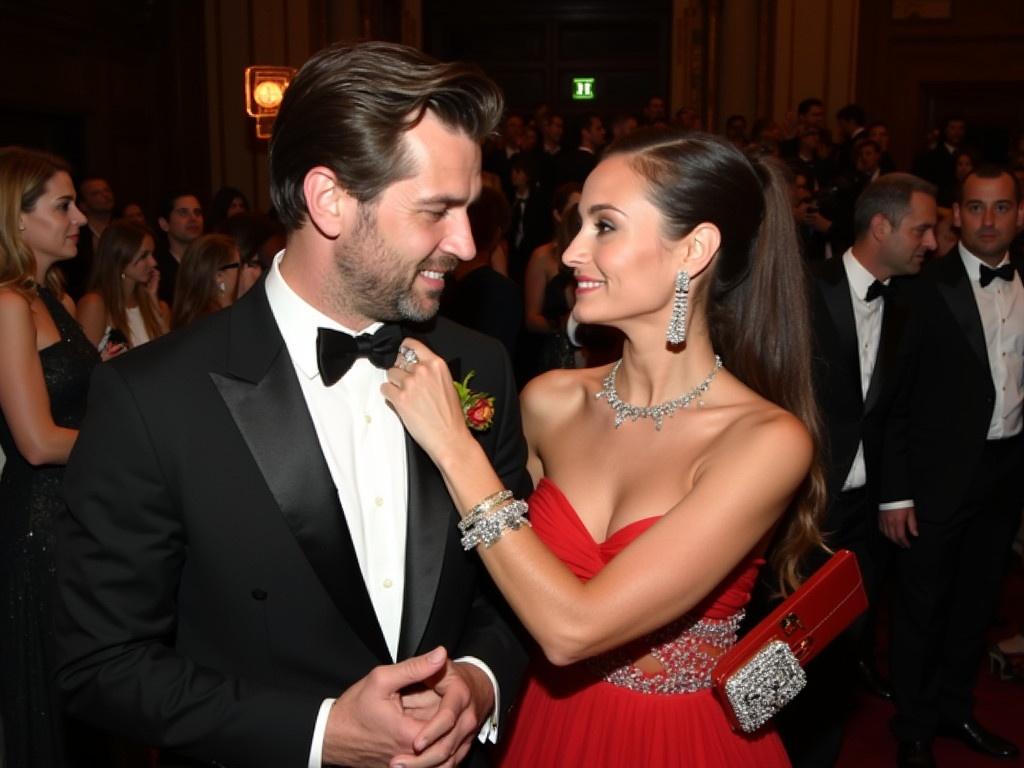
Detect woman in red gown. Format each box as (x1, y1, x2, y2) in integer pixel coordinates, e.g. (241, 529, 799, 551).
(387, 132, 825, 767)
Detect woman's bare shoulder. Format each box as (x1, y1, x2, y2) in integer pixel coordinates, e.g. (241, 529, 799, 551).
(0, 288, 32, 320)
(524, 368, 602, 428)
(714, 398, 813, 477)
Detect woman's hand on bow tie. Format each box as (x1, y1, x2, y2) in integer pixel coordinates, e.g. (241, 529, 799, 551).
(382, 338, 474, 468)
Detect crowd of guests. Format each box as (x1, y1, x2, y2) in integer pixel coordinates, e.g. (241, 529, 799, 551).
(0, 61, 1023, 768)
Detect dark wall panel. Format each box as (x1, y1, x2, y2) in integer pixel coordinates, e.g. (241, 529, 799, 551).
(423, 0, 672, 119)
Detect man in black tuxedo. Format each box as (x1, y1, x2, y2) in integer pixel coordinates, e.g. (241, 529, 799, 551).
(780, 173, 937, 768)
(882, 165, 1024, 767)
(56, 42, 530, 768)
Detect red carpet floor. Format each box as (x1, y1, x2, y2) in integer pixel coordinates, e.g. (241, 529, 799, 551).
(838, 552, 1024, 768)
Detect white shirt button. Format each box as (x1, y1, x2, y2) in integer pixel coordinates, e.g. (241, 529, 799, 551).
(374, 496, 384, 507)
(383, 578, 393, 589)
(364, 414, 372, 424)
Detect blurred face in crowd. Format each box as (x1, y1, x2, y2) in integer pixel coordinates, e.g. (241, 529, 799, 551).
(876, 191, 937, 278)
(935, 206, 958, 256)
(803, 104, 826, 129)
(328, 111, 479, 326)
(504, 114, 524, 148)
(160, 195, 204, 247)
(954, 172, 1024, 264)
(20, 171, 86, 264)
(121, 234, 158, 289)
(79, 178, 115, 216)
(237, 252, 263, 299)
(955, 153, 974, 182)
(582, 117, 606, 150)
(121, 202, 147, 226)
(645, 97, 666, 123)
(543, 115, 564, 147)
(868, 124, 890, 152)
(227, 196, 248, 218)
(797, 128, 820, 157)
(944, 119, 966, 147)
(857, 143, 881, 175)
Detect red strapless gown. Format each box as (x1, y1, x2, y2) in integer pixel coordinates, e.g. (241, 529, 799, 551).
(497, 479, 790, 767)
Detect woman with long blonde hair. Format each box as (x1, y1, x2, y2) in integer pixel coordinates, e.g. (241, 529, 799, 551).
(78, 219, 169, 352)
(0, 146, 100, 766)
(386, 132, 825, 767)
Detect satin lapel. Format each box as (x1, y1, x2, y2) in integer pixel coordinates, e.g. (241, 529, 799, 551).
(935, 255, 990, 376)
(818, 262, 862, 388)
(396, 331, 462, 660)
(211, 288, 391, 663)
(397, 433, 454, 660)
(864, 292, 907, 414)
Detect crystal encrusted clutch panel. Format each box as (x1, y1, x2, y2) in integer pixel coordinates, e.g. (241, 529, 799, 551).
(723, 639, 807, 733)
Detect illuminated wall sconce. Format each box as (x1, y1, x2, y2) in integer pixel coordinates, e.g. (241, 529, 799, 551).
(244, 65, 297, 139)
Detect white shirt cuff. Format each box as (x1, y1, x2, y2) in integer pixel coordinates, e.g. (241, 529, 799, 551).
(308, 698, 335, 768)
(455, 656, 500, 744)
(879, 499, 913, 511)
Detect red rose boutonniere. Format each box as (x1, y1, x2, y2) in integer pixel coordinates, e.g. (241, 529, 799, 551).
(454, 371, 495, 432)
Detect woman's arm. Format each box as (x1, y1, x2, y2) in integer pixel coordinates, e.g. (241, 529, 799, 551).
(384, 339, 813, 666)
(76, 292, 108, 347)
(0, 291, 79, 465)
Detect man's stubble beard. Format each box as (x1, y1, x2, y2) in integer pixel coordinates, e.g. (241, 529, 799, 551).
(325, 205, 455, 324)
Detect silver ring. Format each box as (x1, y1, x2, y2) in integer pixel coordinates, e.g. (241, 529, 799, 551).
(399, 345, 419, 367)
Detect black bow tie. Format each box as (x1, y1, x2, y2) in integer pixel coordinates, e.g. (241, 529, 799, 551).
(316, 324, 403, 386)
(979, 263, 1015, 288)
(864, 280, 891, 302)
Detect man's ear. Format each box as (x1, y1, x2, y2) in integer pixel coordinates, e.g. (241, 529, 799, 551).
(157, 217, 169, 233)
(303, 166, 355, 240)
(675, 222, 721, 279)
(870, 212, 893, 242)
(951, 203, 962, 230)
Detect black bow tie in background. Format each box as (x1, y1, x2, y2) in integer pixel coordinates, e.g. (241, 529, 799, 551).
(979, 263, 1014, 288)
(316, 324, 403, 385)
(865, 280, 892, 302)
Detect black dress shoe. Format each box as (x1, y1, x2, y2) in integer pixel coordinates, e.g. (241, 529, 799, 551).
(857, 659, 894, 700)
(897, 740, 936, 768)
(938, 718, 1020, 758)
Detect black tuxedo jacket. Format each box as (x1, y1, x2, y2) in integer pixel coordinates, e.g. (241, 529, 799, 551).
(56, 283, 532, 767)
(881, 250, 1024, 518)
(811, 256, 908, 499)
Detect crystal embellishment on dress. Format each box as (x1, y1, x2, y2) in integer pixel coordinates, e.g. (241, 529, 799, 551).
(589, 610, 743, 694)
(596, 355, 724, 430)
(723, 639, 807, 733)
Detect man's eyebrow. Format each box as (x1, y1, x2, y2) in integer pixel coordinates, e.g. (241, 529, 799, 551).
(416, 194, 468, 207)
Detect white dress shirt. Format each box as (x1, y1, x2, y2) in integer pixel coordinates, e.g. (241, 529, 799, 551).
(262, 253, 499, 767)
(840, 249, 885, 492)
(959, 244, 1024, 439)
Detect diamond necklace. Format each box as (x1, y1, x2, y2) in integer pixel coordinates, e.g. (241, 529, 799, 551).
(596, 355, 723, 431)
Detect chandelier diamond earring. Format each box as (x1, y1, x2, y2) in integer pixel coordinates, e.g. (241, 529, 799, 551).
(667, 270, 689, 345)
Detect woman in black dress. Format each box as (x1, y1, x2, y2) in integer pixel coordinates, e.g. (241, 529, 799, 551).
(0, 147, 100, 767)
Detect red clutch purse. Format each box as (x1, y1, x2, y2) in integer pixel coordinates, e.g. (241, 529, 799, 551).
(711, 549, 868, 733)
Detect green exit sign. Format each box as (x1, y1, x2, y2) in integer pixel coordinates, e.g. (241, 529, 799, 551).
(572, 77, 595, 100)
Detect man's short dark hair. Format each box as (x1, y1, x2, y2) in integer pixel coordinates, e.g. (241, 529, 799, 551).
(269, 42, 504, 232)
(797, 98, 824, 116)
(854, 173, 936, 238)
(160, 191, 201, 221)
(836, 104, 866, 126)
(958, 164, 1022, 205)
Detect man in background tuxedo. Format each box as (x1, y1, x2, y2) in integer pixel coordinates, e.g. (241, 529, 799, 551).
(882, 165, 1024, 767)
(56, 42, 530, 768)
(780, 174, 937, 768)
